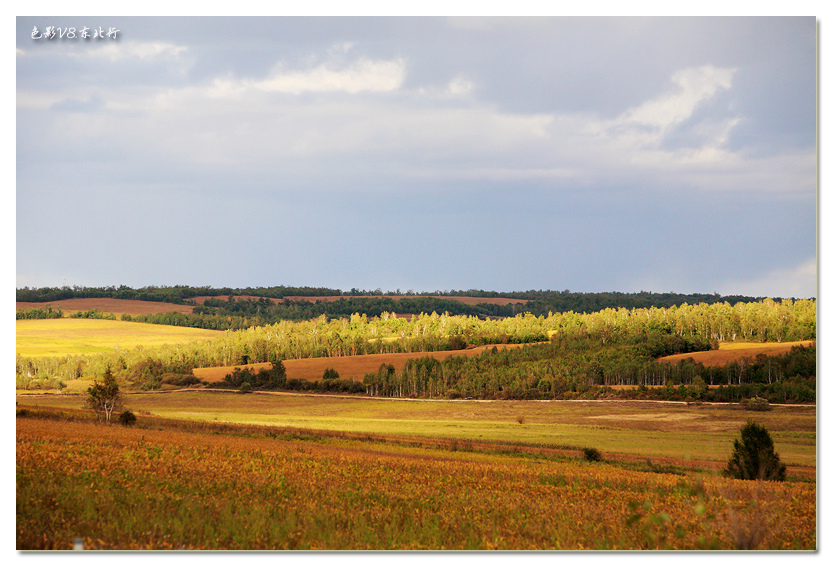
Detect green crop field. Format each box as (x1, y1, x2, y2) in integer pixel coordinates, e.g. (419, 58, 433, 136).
(16, 318, 223, 357)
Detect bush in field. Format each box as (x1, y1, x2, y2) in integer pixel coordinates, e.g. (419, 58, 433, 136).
(583, 447, 602, 462)
(323, 368, 340, 380)
(318, 378, 365, 394)
(742, 397, 771, 411)
(161, 373, 201, 387)
(119, 410, 137, 426)
(724, 421, 786, 481)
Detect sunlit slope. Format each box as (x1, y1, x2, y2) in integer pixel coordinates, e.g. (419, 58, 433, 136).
(659, 340, 815, 367)
(16, 318, 223, 357)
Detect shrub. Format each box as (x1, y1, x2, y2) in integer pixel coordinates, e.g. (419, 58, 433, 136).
(447, 335, 467, 350)
(743, 397, 771, 411)
(724, 421, 786, 481)
(285, 378, 308, 391)
(224, 362, 287, 390)
(323, 368, 340, 380)
(239, 382, 252, 394)
(583, 447, 602, 462)
(161, 373, 201, 387)
(119, 410, 137, 426)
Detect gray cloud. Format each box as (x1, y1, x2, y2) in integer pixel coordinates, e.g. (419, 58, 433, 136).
(15, 16, 816, 297)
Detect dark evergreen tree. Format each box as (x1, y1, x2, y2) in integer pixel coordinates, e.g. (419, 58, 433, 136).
(724, 421, 787, 481)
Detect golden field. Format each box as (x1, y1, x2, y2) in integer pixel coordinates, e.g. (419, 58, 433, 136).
(16, 318, 223, 357)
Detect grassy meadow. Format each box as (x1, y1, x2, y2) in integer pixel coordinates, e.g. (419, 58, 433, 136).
(19, 392, 816, 473)
(16, 397, 816, 550)
(16, 318, 223, 357)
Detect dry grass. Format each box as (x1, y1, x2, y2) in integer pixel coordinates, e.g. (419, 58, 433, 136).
(16, 412, 816, 550)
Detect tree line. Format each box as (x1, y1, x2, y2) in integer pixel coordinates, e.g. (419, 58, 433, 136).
(363, 331, 815, 403)
(16, 299, 815, 399)
(17, 285, 790, 324)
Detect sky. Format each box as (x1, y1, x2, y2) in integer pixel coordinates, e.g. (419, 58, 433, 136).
(15, 15, 818, 298)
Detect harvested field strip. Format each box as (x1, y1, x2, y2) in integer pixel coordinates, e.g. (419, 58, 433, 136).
(16, 298, 195, 315)
(659, 340, 815, 367)
(16, 318, 223, 357)
(192, 343, 529, 383)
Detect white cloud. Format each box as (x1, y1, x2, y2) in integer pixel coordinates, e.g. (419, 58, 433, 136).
(719, 257, 817, 298)
(417, 76, 475, 97)
(447, 76, 474, 96)
(615, 66, 736, 135)
(70, 41, 188, 62)
(214, 57, 407, 95)
(261, 57, 405, 93)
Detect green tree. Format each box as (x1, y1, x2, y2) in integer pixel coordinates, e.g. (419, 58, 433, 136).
(691, 375, 707, 399)
(724, 421, 786, 481)
(86, 367, 123, 424)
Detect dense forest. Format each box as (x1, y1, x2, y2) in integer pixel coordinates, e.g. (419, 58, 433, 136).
(18, 285, 783, 327)
(17, 297, 816, 404)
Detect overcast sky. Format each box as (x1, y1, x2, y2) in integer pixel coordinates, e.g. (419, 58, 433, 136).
(15, 16, 818, 298)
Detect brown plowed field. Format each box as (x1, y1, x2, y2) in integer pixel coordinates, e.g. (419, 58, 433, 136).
(193, 343, 530, 383)
(16, 298, 194, 315)
(658, 340, 815, 367)
(189, 295, 527, 306)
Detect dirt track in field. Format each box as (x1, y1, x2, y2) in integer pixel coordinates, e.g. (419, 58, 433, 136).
(16, 298, 195, 315)
(193, 343, 531, 383)
(658, 340, 815, 367)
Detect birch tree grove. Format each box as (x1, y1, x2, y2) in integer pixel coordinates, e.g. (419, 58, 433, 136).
(17, 299, 816, 395)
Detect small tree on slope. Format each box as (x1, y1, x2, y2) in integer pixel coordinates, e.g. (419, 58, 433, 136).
(86, 367, 123, 424)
